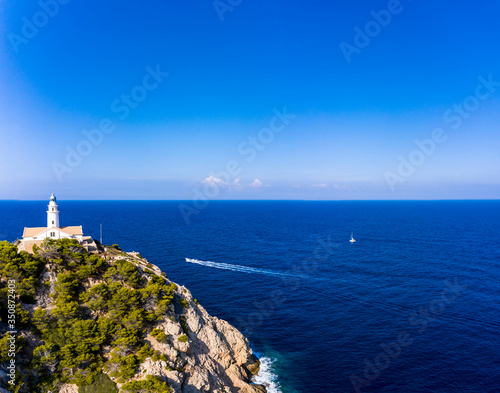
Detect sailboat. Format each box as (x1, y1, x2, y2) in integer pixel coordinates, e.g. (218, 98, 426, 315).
(349, 233, 356, 243)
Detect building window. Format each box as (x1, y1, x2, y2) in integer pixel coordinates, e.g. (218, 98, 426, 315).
(52, 221, 54, 225)
(52, 208, 54, 211)
(50, 232, 55, 237)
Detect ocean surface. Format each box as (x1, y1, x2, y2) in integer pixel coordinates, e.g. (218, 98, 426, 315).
(1, 200, 500, 392)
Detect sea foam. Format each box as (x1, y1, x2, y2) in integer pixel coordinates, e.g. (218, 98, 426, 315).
(252, 356, 282, 393)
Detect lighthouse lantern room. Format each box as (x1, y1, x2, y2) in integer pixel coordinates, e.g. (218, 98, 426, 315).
(47, 193, 60, 228)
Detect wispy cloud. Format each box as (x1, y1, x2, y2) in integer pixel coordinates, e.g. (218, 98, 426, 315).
(202, 176, 241, 189)
(250, 179, 263, 188)
(202, 176, 225, 186)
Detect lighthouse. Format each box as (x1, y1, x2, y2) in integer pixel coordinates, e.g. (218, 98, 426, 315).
(15, 194, 97, 254)
(47, 193, 60, 228)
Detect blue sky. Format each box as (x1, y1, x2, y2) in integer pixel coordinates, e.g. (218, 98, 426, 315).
(1, 0, 499, 200)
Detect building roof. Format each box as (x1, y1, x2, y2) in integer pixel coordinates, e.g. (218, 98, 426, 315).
(23, 225, 83, 238)
(60, 226, 83, 236)
(23, 227, 47, 237)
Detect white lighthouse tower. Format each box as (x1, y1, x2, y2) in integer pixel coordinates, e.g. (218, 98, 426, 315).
(47, 193, 60, 228)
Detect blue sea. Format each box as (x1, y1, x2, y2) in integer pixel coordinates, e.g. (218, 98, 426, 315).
(1, 200, 500, 393)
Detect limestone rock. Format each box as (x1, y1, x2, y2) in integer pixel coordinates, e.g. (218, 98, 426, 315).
(166, 284, 267, 393)
(245, 354, 261, 375)
(59, 384, 79, 393)
(139, 358, 184, 392)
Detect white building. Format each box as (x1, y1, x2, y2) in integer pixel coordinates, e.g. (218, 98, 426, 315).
(15, 194, 96, 253)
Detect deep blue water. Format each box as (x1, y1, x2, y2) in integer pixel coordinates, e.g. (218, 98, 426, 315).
(1, 200, 500, 393)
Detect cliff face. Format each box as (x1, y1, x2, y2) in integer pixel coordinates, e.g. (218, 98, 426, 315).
(139, 285, 264, 393)
(130, 260, 264, 393)
(0, 240, 266, 393)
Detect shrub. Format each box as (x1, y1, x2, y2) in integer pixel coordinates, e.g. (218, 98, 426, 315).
(58, 341, 98, 370)
(121, 375, 171, 393)
(177, 335, 188, 343)
(81, 283, 110, 312)
(96, 317, 116, 344)
(106, 285, 141, 322)
(53, 271, 79, 302)
(140, 279, 175, 318)
(122, 309, 145, 330)
(151, 328, 168, 344)
(32, 308, 51, 333)
(79, 373, 118, 393)
(137, 343, 155, 362)
(32, 343, 57, 367)
(152, 352, 169, 363)
(179, 316, 189, 334)
(0, 333, 26, 362)
(16, 303, 31, 328)
(51, 300, 81, 322)
(106, 352, 138, 382)
(0, 241, 43, 322)
(104, 260, 141, 288)
(111, 326, 142, 349)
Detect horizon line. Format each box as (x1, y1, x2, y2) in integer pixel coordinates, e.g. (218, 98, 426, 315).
(1, 198, 499, 202)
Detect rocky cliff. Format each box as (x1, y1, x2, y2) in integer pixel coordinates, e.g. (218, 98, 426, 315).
(0, 239, 267, 393)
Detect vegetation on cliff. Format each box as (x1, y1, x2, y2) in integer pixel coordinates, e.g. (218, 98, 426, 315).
(0, 239, 187, 393)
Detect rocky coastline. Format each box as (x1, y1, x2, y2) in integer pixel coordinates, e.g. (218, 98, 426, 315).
(0, 240, 267, 393)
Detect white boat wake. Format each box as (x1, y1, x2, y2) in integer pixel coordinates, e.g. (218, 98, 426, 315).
(185, 258, 307, 279)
